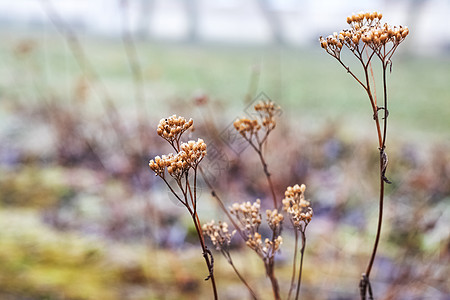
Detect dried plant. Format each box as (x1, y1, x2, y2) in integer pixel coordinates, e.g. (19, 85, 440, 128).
(233, 100, 280, 207)
(201, 100, 313, 300)
(202, 220, 259, 299)
(282, 184, 313, 300)
(232, 101, 283, 299)
(229, 199, 284, 299)
(148, 115, 218, 299)
(319, 12, 409, 299)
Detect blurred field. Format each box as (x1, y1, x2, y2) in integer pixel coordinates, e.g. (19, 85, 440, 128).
(0, 29, 449, 300)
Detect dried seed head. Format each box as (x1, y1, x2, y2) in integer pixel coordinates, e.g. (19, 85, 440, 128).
(203, 220, 236, 251)
(234, 117, 261, 136)
(234, 100, 280, 141)
(266, 209, 284, 231)
(229, 199, 283, 259)
(282, 184, 313, 229)
(320, 11, 408, 61)
(157, 115, 193, 144)
(180, 138, 207, 168)
(149, 136, 207, 180)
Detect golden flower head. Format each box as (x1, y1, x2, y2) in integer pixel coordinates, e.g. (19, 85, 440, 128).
(282, 184, 313, 229)
(149, 154, 174, 177)
(266, 209, 284, 232)
(320, 11, 408, 60)
(157, 115, 193, 144)
(149, 139, 206, 178)
(234, 117, 261, 136)
(234, 100, 280, 140)
(180, 138, 207, 168)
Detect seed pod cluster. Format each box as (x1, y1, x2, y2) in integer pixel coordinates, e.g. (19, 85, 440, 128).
(157, 115, 193, 143)
(319, 12, 409, 59)
(234, 100, 280, 140)
(149, 116, 207, 180)
(282, 184, 313, 229)
(202, 220, 236, 251)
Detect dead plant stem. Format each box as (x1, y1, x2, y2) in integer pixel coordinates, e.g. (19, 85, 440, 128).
(295, 231, 306, 300)
(223, 251, 259, 300)
(287, 229, 299, 300)
(191, 212, 219, 300)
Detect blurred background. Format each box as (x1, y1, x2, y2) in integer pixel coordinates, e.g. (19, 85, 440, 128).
(0, 0, 449, 299)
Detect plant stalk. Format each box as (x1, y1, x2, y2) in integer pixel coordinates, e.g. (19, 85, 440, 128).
(287, 229, 299, 300)
(295, 231, 306, 300)
(191, 213, 219, 300)
(266, 261, 281, 300)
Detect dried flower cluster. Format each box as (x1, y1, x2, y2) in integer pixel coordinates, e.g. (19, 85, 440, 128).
(148, 153, 177, 177)
(203, 220, 236, 251)
(229, 199, 283, 259)
(180, 139, 207, 167)
(254, 101, 279, 131)
(233, 100, 280, 141)
(282, 184, 313, 229)
(148, 138, 207, 179)
(233, 117, 261, 137)
(229, 199, 262, 238)
(157, 115, 193, 145)
(319, 11, 409, 61)
(149, 115, 206, 180)
(266, 209, 284, 234)
(149, 115, 218, 298)
(246, 232, 283, 259)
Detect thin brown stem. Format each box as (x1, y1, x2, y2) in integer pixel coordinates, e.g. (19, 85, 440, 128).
(287, 229, 299, 300)
(243, 132, 277, 209)
(295, 230, 306, 300)
(198, 167, 247, 241)
(362, 65, 383, 148)
(364, 64, 389, 279)
(365, 159, 385, 279)
(222, 251, 259, 300)
(255, 148, 278, 209)
(336, 59, 367, 90)
(381, 64, 389, 149)
(192, 213, 219, 300)
(266, 261, 281, 300)
(361, 61, 390, 300)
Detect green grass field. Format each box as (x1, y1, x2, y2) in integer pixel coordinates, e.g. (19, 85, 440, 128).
(1, 30, 449, 142)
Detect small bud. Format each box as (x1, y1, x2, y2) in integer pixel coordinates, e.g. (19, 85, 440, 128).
(401, 27, 409, 38)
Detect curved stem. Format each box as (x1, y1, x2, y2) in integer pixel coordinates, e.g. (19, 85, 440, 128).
(255, 148, 278, 209)
(198, 166, 247, 241)
(287, 229, 299, 300)
(223, 251, 259, 300)
(361, 62, 390, 300)
(365, 64, 389, 278)
(336, 59, 367, 90)
(266, 261, 281, 300)
(294, 230, 306, 300)
(363, 65, 383, 148)
(243, 133, 277, 208)
(192, 213, 219, 299)
(365, 164, 384, 279)
(381, 64, 389, 148)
